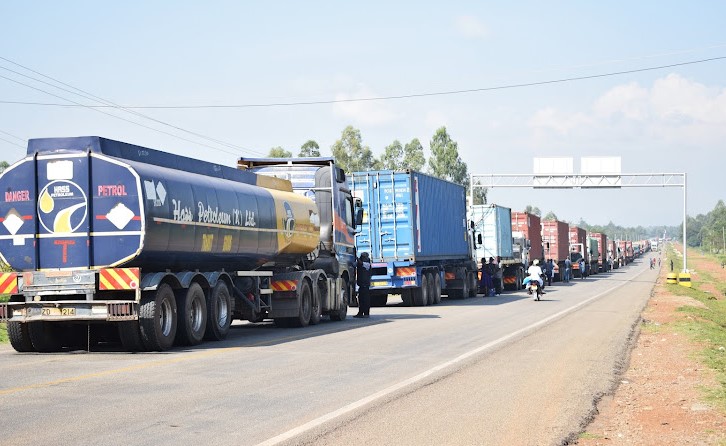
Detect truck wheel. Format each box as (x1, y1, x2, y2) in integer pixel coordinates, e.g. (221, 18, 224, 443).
(329, 281, 349, 321)
(205, 281, 232, 340)
(293, 281, 312, 327)
(433, 273, 442, 304)
(413, 275, 429, 306)
(310, 286, 322, 325)
(401, 289, 413, 306)
(118, 321, 146, 352)
(28, 321, 62, 352)
(139, 284, 178, 351)
(175, 283, 208, 346)
(426, 273, 436, 305)
(7, 321, 36, 352)
(468, 272, 478, 297)
(460, 273, 470, 299)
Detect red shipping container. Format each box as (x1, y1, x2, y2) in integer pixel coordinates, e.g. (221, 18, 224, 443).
(511, 212, 543, 261)
(591, 232, 607, 270)
(541, 220, 569, 263)
(568, 226, 587, 254)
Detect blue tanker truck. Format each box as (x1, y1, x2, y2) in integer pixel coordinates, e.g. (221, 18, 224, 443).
(0, 136, 360, 352)
(350, 170, 479, 306)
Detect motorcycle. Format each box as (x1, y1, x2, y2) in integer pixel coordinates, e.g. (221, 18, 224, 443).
(525, 274, 544, 301)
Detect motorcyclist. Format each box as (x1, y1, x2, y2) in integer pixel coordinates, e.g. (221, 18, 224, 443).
(524, 259, 544, 290)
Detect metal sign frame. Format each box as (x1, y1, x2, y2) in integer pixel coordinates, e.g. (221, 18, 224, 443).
(470, 172, 688, 271)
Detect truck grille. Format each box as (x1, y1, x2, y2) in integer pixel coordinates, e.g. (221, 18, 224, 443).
(107, 302, 136, 321)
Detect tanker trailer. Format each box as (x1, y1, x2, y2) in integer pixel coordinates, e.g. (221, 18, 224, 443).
(0, 136, 357, 352)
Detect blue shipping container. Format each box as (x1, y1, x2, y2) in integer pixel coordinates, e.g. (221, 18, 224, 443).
(351, 171, 469, 262)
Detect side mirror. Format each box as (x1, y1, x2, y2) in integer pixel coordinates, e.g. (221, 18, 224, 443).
(477, 234, 482, 245)
(355, 208, 364, 227)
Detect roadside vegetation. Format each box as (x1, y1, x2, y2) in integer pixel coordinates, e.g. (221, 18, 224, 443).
(667, 244, 726, 411)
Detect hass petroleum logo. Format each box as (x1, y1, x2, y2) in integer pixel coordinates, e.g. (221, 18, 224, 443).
(37, 180, 88, 234)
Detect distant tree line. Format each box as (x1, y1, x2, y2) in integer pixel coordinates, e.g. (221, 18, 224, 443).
(266, 125, 487, 205)
(682, 200, 726, 252)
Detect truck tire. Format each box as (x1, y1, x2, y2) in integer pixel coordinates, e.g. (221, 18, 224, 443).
(460, 271, 470, 299)
(118, 321, 145, 352)
(292, 281, 312, 327)
(433, 273, 442, 304)
(426, 273, 436, 305)
(468, 272, 478, 297)
(28, 321, 62, 352)
(401, 289, 413, 306)
(175, 283, 208, 346)
(139, 284, 178, 351)
(310, 286, 322, 325)
(8, 321, 36, 352)
(329, 281, 349, 321)
(204, 281, 232, 341)
(413, 275, 429, 306)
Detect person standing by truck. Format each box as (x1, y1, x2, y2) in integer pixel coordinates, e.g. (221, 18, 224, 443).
(494, 256, 503, 295)
(355, 252, 372, 318)
(563, 257, 572, 283)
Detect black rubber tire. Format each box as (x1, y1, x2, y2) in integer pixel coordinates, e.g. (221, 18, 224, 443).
(118, 321, 146, 352)
(468, 272, 478, 298)
(426, 273, 436, 305)
(204, 281, 232, 341)
(460, 271, 470, 299)
(8, 321, 36, 352)
(139, 284, 178, 351)
(401, 289, 413, 306)
(175, 283, 208, 346)
(413, 275, 428, 306)
(28, 321, 62, 352)
(433, 273, 442, 304)
(370, 295, 388, 307)
(329, 281, 349, 321)
(310, 285, 322, 325)
(293, 280, 312, 327)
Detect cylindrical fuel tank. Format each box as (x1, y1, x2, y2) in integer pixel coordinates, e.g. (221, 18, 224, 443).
(0, 136, 320, 271)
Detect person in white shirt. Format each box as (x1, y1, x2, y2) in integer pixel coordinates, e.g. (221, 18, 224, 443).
(525, 259, 544, 287)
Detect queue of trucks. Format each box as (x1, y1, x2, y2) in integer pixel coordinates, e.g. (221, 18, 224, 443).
(0, 137, 652, 352)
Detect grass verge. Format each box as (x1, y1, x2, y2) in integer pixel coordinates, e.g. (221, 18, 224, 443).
(666, 246, 726, 412)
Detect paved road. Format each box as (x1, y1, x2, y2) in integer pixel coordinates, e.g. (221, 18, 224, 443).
(0, 258, 657, 446)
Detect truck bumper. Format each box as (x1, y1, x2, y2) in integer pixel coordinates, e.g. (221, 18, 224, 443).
(0, 301, 137, 322)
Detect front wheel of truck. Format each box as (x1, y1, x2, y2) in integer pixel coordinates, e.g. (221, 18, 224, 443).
(8, 321, 36, 352)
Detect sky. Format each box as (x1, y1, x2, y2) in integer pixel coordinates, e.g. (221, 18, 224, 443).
(1, 1, 725, 230)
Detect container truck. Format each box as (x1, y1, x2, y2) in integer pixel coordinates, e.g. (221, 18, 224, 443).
(587, 236, 599, 275)
(541, 220, 569, 280)
(470, 204, 527, 291)
(0, 136, 359, 352)
(608, 239, 618, 270)
(625, 241, 634, 263)
(617, 240, 628, 266)
(350, 170, 478, 306)
(590, 232, 608, 272)
(568, 226, 588, 278)
(511, 211, 543, 263)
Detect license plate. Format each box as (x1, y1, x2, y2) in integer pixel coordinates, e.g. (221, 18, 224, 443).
(41, 308, 76, 316)
(372, 281, 388, 287)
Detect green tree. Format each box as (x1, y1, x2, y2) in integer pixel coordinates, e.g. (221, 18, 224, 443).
(524, 205, 541, 217)
(428, 127, 468, 189)
(268, 147, 293, 158)
(403, 138, 426, 171)
(380, 140, 404, 170)
(331, 125, 378, 173)
(299, 140, 320, 157)
(0, 161, 8, 174)
(543, 211, 558, 221)
(472, 188, 487, 205)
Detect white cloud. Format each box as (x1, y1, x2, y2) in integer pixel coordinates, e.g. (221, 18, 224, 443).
(530, 74, 726, 146)
(454, 15, 488, 38)
(332, 85, 401, 126)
